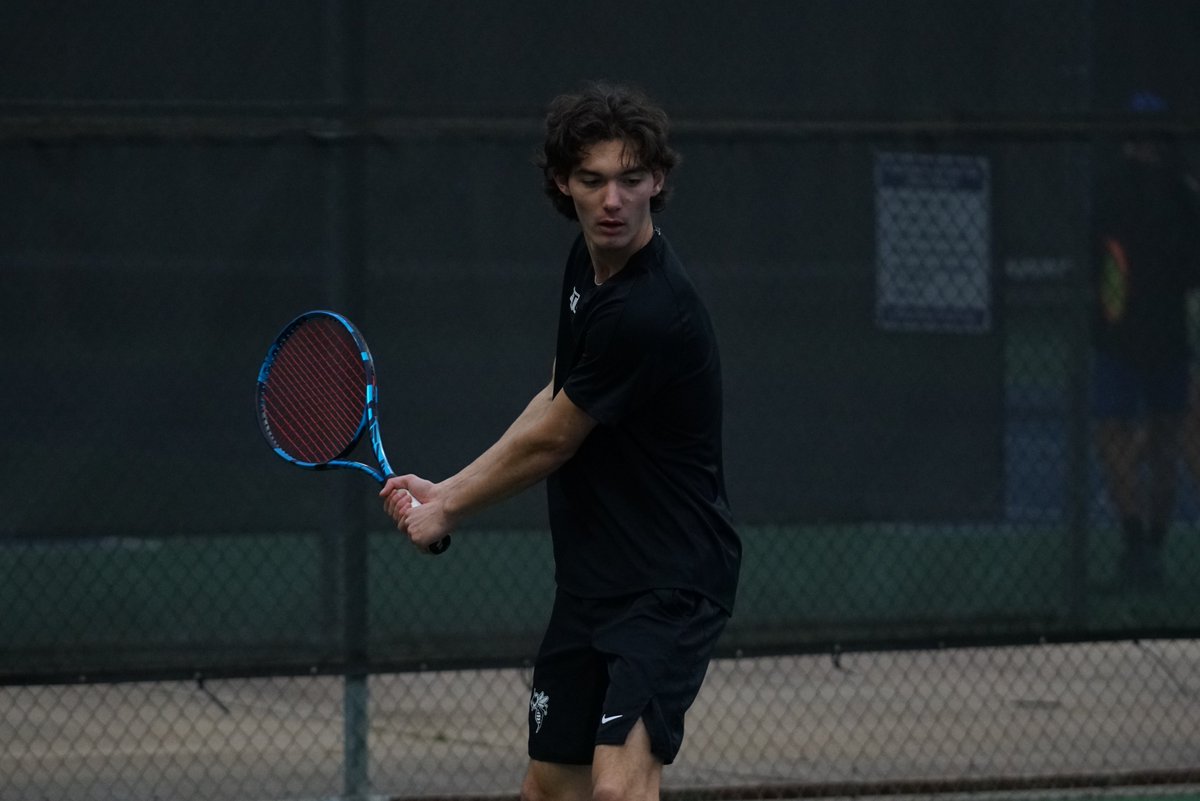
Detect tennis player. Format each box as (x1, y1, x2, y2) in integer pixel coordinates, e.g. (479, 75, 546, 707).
(1092, 92, 1200, 591)
(381, 82, 741, 801)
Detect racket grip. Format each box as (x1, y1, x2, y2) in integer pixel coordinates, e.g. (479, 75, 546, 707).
(407, 497, 451, 555)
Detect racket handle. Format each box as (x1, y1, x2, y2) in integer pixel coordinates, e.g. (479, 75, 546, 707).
(408, 497, 452, 555)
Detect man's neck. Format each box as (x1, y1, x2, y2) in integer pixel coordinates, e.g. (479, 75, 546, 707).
(586, 224, 654, 285)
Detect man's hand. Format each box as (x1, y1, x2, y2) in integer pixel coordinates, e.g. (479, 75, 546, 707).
(380, 474, 454, 553)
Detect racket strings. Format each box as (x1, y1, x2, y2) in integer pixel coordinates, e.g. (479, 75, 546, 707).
(262, 318, 369, 463)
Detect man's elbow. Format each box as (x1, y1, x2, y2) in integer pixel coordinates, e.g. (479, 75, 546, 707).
(538, 431, 581, 470)
(528, 397, 594, 471)
(527, 422, 589, 472)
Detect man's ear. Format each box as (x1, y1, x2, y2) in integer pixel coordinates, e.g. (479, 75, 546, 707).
(554, 172, 571, 196)
(650, 169, 665, 196)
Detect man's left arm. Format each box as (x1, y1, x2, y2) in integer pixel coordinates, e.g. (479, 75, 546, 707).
(381, 382, 596, 549)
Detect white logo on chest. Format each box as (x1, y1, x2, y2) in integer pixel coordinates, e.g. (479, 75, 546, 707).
(569, 287, 581, 314)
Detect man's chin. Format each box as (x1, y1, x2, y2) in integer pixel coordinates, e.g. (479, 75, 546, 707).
(585, 232, 630, 251)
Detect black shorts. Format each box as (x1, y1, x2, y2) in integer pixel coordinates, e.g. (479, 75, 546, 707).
(527, 587, 729, 766)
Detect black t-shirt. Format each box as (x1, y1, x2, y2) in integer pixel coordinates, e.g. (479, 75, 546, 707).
(547, 228, 742, 613)
(1092, 152, 1200, 367)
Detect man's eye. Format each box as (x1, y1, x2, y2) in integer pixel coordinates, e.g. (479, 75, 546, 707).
(622, 176, 644, 186)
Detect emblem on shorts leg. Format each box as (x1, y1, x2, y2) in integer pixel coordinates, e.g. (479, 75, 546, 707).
(529, 689, 550, 733)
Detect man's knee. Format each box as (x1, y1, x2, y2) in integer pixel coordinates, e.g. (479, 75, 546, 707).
(591, 774, 658, 801)
(521, 761, 590, 801)
(519, 770, 548, 801)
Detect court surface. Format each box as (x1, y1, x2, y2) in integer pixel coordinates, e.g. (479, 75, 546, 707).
(3, 641, 1198, 801)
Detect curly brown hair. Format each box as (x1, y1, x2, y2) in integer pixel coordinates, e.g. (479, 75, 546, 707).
(537, 82, 680, 221)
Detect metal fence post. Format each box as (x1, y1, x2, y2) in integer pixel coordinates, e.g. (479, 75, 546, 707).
(323, 0, 370, 796)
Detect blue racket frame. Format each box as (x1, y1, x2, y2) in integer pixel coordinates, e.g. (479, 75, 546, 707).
(257, 310, 394, 480)
(257, 310, 450, 554)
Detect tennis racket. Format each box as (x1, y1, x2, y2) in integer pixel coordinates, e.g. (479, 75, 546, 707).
(256, 309, 450, 555)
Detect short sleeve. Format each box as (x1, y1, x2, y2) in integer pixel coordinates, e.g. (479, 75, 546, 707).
(562, 299, 667, 425)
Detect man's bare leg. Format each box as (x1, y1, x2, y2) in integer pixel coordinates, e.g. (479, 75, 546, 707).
(522, 719, 664, 801)
(591, 719, 663, 801)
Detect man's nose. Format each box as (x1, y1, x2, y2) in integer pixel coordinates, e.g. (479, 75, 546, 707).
(602, 181, 621, 209)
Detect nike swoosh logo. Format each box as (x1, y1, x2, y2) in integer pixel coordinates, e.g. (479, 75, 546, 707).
(600, 714, 623, 725)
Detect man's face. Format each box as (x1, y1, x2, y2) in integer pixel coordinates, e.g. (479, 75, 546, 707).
(556, 138, 664, 259)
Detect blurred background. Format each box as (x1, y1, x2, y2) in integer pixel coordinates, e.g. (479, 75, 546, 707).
(1, 1, 1198, 800)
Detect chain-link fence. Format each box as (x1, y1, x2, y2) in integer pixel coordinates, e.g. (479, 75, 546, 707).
(4, 1, 1200, 799)
(4, 643, 1198, 800)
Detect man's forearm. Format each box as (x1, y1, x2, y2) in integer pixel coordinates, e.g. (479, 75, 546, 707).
(439, 381, 571, 521)
(501, 380, 556, 443)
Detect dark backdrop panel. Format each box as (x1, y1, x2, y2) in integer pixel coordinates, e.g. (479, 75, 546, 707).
(0, 2, 328, 103)
(4, 0, 1198, 115)
(0, 140, 341, 536)
(365, 0, 1196, 118)
(367, 0, 1008, 118)
(1091, 0, 1200, 112)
